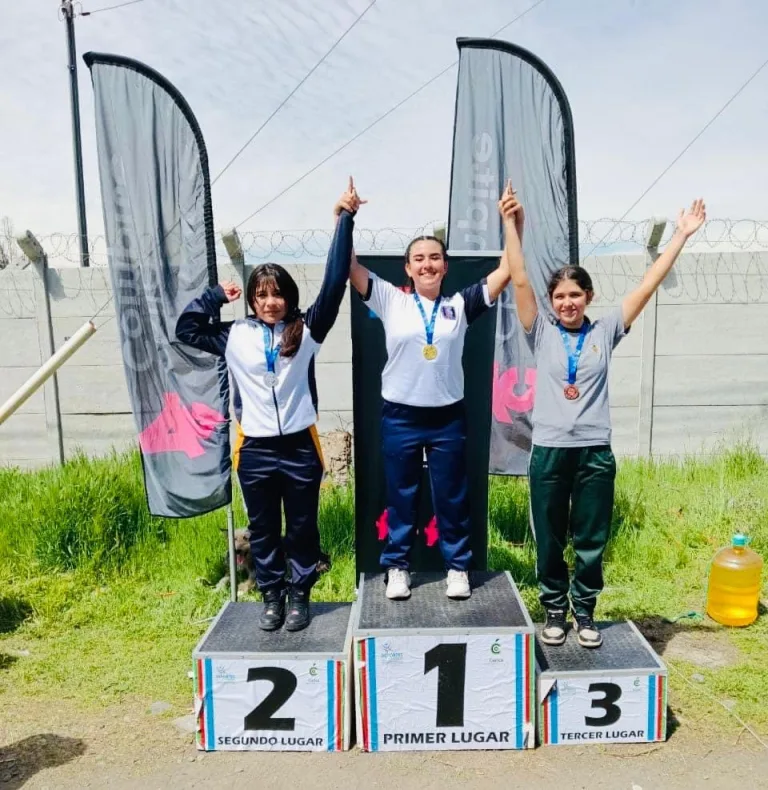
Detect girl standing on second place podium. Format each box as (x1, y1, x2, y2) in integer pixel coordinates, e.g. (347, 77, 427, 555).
(176, 183, 362, 633)
(503, 195, 706, 648)
(349, 180, 519, 601)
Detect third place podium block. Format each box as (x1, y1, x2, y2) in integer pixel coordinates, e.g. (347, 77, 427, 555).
(353, 572, 535, 751)
(537, 621, 668, 746)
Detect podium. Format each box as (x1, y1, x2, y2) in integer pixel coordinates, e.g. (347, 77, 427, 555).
(536, 621, 668, 746)
(193, 602, 354, 751)
(353, 571, 535, 751)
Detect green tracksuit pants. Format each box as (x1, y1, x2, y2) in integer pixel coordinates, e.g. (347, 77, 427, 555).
(528, 445, 616, 616)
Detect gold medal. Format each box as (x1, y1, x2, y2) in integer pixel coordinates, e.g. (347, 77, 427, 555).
(423, 344, 438, 361)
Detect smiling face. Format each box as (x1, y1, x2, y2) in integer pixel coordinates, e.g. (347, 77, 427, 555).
(250, 278, 287, 325)
(550, 278, 593, 328)
(405, 238, 447, 297)
(547, 266, 595, 329)
(246, 264, 299, 326)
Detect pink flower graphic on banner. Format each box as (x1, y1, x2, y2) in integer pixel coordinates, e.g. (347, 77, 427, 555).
(138, 392, 226, 458)
(492, 364, 537, 423)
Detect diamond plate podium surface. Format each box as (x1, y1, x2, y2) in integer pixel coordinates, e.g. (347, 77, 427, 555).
(536, 621, 664, 673)
(356, 571, 529, 634)
(536, 620, 668, 746)
(195, 602, 353, 659)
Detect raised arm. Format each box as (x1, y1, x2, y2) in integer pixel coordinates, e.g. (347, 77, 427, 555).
(337, 176, 370, 296)
(175, 282, 237, 356)
(485, 221, 513, 302)
(350, 247, 369, 296)
(498, 180, 537, 331)
(304, 179, 366, 343)
(304, 211, 355, 343)
(622, 198, 705, 329)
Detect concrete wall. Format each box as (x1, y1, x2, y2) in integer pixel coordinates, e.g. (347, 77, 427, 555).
(2, 250, 768, 469)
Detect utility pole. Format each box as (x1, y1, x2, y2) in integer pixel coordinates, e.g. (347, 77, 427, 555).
(61, 0, 90, 267)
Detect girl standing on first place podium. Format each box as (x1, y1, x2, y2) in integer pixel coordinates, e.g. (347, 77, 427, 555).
(176, 184, 362, 633)
(503, 194, 706, 648)
(348, 180, 518, 601)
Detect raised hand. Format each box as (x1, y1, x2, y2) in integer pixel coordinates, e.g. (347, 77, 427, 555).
(677, 198, 706, 238)
(498, 178, 524, 239)
(220, 281, 242, 303)
(334, 176, 368, 218)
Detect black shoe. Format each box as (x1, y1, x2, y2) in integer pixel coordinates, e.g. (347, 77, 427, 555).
(541, 609, 567, 646)
(258, 588, 285, 631)
(285, 588, 310, 632)
(572, 612, 602, 648)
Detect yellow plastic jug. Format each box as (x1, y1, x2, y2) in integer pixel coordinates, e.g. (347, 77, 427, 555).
(706, 534, 763, 627)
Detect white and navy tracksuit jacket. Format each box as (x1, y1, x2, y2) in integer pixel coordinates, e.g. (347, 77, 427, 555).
(361, 274, 494, 572)
(176, 211, 354, 592)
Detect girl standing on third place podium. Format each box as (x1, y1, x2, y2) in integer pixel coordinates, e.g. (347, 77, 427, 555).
(176, 184, 362, 633)
(503, 195, 706, 648)
(349, 180, 519, 601)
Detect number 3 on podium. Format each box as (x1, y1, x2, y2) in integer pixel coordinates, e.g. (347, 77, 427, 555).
(585, 682, 622, 727)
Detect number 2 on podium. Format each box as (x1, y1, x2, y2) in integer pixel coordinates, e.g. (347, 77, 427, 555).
(244, 667, 297, 731)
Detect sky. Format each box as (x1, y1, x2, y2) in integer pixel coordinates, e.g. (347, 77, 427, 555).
(1, 0, 766, 264)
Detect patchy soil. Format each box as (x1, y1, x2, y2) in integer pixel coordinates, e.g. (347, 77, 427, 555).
(2, 698, 767, 790)
(638, 617, 742, 670)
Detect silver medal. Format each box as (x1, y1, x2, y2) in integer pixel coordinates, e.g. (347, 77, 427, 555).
(264, 372, 278, 388)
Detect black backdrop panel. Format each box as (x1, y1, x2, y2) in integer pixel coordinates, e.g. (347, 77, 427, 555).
(351, 254, 497, 577)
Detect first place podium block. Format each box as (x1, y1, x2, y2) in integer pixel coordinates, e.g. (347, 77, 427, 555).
(353, 572, 535, 752)
(536, 621, 668, 746)
(193, 602, 353, 752)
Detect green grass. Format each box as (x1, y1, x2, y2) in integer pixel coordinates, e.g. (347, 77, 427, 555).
(1, 446, 766, 736)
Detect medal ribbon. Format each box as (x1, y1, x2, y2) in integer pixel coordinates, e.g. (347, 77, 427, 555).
(261, 323, 280, 373)
(413, 292, 441, 346)
(558, 323, 588, 385)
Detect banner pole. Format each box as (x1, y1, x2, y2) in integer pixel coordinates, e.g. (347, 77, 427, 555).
(226, 504, 238, 602)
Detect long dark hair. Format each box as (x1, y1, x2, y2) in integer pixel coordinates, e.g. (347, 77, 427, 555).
(404, 235, 448, 293)
(547, 265, 594, 299)
(246, 263, 303, 357)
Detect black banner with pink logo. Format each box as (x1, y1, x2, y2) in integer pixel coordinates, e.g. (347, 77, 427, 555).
(447, 38, 578, 474)
(86, 52, 231, 517)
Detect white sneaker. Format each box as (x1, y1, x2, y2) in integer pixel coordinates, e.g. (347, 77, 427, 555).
(446, 570, 471, 599)
(385, 568, 411, 600)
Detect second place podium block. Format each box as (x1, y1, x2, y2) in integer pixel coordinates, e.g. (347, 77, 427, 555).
(193, 601, 354, 752)
(353, 572, 535, 751)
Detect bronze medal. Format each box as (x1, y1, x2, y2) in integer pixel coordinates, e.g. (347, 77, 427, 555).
(563, 384, 580, 400)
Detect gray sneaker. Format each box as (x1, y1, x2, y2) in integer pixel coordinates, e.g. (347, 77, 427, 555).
(573, 612, 602, 648)
(541, 610, 567, 646)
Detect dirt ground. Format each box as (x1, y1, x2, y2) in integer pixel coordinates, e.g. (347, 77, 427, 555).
(2, 697, 767, 790)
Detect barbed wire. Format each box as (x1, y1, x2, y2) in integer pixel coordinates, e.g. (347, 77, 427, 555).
(3, 219, 768, 319)
(2, 219, 767, 271)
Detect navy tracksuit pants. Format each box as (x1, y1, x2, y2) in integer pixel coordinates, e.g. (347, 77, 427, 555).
(379, 400, 472, 571)
(237, 429, 323, 593)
